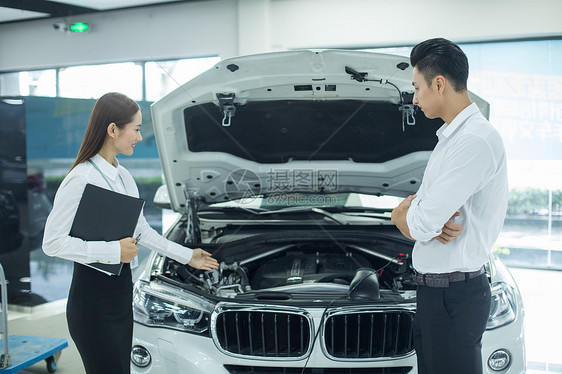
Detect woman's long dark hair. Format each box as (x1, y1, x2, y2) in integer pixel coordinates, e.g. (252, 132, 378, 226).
(70, 92, 140, 172)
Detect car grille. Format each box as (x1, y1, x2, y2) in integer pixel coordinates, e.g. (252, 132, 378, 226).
(223, 365, 414, 374)
(215, 310, 311, 358)
(324, 311, 415, 359)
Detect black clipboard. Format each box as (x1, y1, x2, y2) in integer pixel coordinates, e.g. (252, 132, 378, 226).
(69, 183, 145, 275)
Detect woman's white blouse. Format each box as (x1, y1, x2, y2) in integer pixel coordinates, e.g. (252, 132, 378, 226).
(42, 154, 193, 266)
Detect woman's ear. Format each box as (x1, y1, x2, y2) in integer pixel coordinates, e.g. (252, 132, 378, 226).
(106, 123, 117, 138)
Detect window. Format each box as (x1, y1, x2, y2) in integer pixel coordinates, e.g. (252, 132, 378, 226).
(0, 69, 56, 97)
(145, 56, 220, 101)
(0, 57, 220, 101)
(58, 62, 143, 100)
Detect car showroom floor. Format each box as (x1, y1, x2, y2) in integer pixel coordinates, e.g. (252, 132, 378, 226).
(6, 267, 562, 374)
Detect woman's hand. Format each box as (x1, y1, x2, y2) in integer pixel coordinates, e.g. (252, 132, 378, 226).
(119, 237, 139, 263)
(188, 248, 219, 271)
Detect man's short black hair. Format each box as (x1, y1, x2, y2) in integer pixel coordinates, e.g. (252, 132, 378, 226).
(410, 38, 469, 92)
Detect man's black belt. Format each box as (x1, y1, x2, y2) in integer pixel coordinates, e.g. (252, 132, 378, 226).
(413, 266, 486, 288)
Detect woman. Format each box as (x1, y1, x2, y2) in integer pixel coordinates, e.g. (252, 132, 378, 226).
(43, 92, 218, 373)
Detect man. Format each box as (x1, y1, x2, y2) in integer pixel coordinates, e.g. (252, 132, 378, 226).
(391, 38, 508, 374)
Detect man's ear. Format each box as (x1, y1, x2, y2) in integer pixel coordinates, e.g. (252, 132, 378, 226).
(435, 75, 446, 94)
(106, 123, 117, 138)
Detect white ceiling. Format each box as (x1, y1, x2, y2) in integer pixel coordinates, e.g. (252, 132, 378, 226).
(52, 0, 184, 11)
(0, 0, 191, 24)
(0, 7, 49, 23)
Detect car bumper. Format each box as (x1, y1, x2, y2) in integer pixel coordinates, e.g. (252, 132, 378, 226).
(132, 311, 525, 374)
(131, 322, 418, 374)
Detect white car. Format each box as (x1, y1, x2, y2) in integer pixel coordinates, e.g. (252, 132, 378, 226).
(131, 50, 525, 374)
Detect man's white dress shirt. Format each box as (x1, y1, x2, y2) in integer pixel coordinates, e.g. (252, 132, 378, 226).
(406, 103, 508, 274)
(43, 154, 192, 268)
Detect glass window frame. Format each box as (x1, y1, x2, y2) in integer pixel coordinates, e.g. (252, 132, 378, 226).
(0, 54, 221, 101)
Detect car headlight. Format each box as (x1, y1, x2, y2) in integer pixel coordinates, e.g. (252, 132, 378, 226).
(486, 282, 516, 330)
(133, 280, 215, 335)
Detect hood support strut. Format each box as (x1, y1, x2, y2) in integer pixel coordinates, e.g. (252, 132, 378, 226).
(185, 193, 202, 244)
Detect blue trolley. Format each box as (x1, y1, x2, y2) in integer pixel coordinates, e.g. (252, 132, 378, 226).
(0, 263, 68, 373)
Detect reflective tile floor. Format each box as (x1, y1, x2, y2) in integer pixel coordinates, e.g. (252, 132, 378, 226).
(6, 267, 562, 374)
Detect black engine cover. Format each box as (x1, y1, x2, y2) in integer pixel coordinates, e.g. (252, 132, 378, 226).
(251, 252, 370, 290)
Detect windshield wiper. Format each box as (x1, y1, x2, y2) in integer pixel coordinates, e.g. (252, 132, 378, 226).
(258, 206, 392, 215)
(254, 206, 346, 225)
(199, 205, 393, 222)
(256, 206, 394, 223)
(311, 207, 346, 225)
(198, 206, 267, 214)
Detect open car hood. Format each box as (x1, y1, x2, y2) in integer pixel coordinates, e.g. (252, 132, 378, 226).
(151, 49, 489, 213)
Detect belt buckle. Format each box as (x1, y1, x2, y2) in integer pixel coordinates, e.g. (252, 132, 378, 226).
(430, 277, 449, 288)
(423, 273, 449, 288)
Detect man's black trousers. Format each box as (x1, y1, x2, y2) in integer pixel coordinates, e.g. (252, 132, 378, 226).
(414, 273, 491, 374)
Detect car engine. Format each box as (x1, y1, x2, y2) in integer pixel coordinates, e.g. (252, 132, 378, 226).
(163, 239, 415, 299)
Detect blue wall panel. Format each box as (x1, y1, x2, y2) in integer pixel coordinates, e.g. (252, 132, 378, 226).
(25, 96, 158, 159)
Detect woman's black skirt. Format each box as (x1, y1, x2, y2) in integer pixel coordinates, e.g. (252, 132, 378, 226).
(67, 262, 132, 374)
